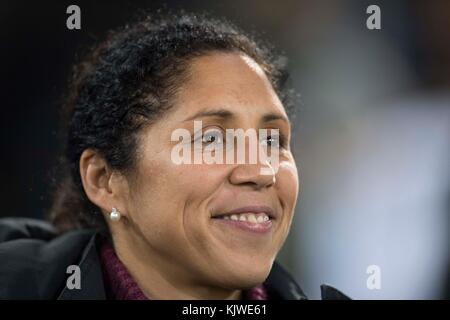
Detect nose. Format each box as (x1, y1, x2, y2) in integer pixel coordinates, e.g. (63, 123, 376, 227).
(229, 161, 276, 190)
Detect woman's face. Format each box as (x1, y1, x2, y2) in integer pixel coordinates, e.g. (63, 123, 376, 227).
(121, 52, 299, 290)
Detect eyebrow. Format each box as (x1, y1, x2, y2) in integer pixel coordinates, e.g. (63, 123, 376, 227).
(183, 108, 290, 125)
(183, 109, 234, 122)
(261, 112, 290, 124)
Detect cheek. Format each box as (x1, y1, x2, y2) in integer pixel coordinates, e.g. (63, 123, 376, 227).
(127, 158, 187, 241)
(177, 164, 227, 236)
(130, 158, 225, 246)
(270, 159, 298, 250)
(277, 159, 299, 209)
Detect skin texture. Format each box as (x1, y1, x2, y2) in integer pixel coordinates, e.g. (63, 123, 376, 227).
(79, 52, 299, 300)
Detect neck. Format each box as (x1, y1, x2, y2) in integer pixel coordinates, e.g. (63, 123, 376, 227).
(109, 229, 242, 300)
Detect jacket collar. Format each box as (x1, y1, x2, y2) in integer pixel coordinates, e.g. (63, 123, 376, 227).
(58, 233, 106, 299)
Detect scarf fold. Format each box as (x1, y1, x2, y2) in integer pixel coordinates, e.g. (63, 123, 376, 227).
(99, 241, 268, 300)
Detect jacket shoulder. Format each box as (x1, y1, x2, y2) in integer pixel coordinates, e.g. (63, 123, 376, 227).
(320, 284, 351, 300)
(0, 217, 57, 242)
(0, 218, 95, 299)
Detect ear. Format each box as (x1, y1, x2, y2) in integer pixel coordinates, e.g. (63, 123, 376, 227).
(79, 149, 128, 219)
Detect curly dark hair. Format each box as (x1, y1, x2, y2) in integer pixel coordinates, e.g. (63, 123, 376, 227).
(49, 11, 296, 233)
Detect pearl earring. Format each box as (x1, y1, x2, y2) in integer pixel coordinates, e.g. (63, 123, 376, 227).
(110, 207, 121, 221)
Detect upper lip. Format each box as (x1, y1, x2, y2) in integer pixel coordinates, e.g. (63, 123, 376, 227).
(212, 205, 278, 220)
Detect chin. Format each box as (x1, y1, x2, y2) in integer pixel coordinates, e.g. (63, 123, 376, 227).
(217, 256, 274, 289)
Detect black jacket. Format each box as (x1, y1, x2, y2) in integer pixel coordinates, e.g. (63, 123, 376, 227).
(0, 218, 350, 300)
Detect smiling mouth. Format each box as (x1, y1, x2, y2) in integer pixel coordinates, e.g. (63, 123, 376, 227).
(212, 212, 271, 224)
(211, 205, 275, 233)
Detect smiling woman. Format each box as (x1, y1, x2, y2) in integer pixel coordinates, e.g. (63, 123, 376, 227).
(0, 11, 348, 300)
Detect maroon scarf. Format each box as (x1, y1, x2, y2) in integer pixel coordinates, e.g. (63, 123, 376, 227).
(99, 241, 268, 300)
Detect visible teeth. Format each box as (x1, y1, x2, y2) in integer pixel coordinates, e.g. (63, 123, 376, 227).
(218, 213, 271, 223)
(248, 214, 257, 223)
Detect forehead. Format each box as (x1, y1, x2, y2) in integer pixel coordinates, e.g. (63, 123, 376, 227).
(171, 52, 287, 120)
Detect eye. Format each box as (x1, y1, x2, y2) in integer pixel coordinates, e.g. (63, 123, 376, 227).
(202, 128, 224, 145)
(261, 134, 280, 147)
(265, 135, 280, 147)
(260, 132, 288, 149)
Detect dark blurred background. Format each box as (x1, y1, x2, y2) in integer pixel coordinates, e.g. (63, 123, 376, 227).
(0, 0, 449, 299)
